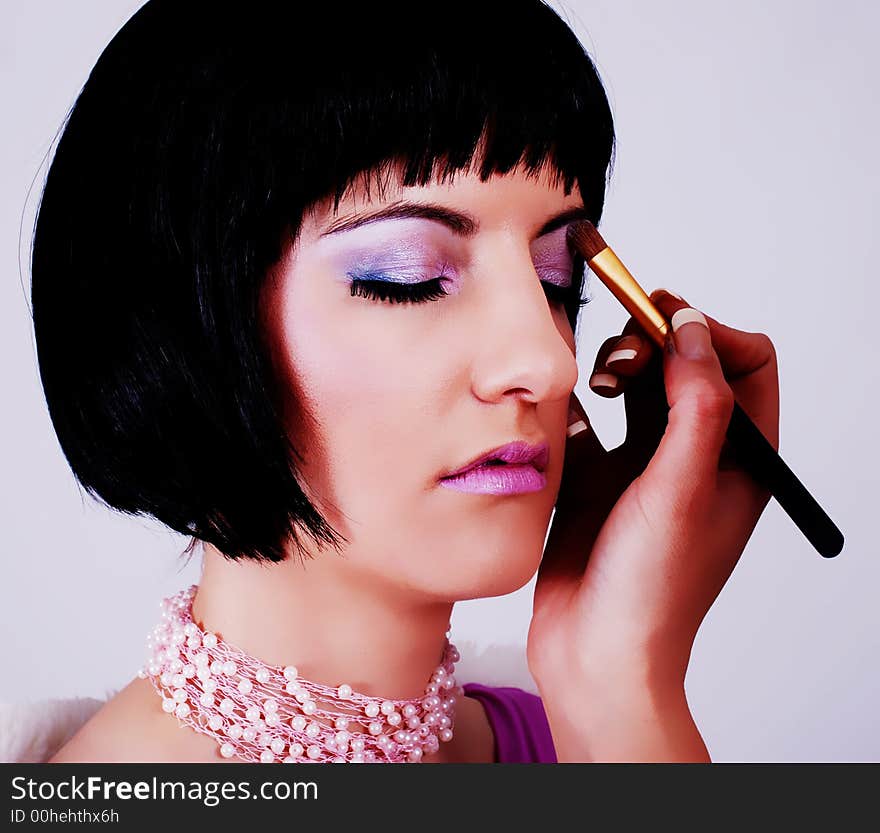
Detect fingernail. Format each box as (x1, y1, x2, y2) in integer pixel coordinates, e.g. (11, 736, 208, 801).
(606, 335, 642, 366)
(567, 416, 588, 438)
(670, 307, 711, 359)
(656, 287, 684, 301)
(589, 371, 618, 391)
(607, 348, 638, 365)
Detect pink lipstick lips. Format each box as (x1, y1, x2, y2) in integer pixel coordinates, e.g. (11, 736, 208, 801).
(439, 440, 549, 495)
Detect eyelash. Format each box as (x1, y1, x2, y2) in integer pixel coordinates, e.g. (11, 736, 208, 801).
(349, 257, 592, 309)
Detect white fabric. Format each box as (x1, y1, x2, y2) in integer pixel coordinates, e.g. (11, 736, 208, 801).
(0, 640, 536, 763)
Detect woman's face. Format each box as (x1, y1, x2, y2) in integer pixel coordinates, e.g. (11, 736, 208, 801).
(262, 163, 583, 601)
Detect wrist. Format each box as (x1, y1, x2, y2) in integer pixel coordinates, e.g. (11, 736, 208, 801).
(533, 647, 708, 763)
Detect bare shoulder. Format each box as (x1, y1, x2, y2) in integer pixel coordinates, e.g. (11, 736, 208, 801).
(49, 677, 220, 763)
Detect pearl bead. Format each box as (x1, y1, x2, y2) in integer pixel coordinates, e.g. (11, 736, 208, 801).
(175, 703, 190, 718)
(184, 623, 198, 637)
(302, 700, 317, 715)
(289, 742, 304, 758)
(200, 693, 215, 707)
(305, 722, 320, 739)
(271, 738, 286, 755)
(260, 749, 274, 763)
(263, 698, 278, 713)
(243, 727, 257, 742)
(245, 706, 261, 722)
(351, 754, 364, 763)
(208, 715, 223, 731)
(282, 756, 296, 763)
(285, 682, 298, 694)
(337, 684, 352, 699)
(409, 716, 422, 729)
(160, 673, 173, 687)
(223, 661, 237, 676)
(426, 682, 440, 695)
(220, 743, 235, 758)
(283, 666, 298, 681)
(203, 679, 217, 693)
(173, 688, 188, 703)
(202, 633, 218, 648)
(380, 700, 395, 715)
(369, 721, 383, 735)
(408, 748, 423, 763)
(442, 676, 455, 690)
(227, 724, 243, 739)
(265, 713, 280, 727)
(387, 712, 402, 726)
(351, 739, 365, 753)
(439, 716, 451, 729)
(364, 703, 380, 718)
(238, 679, 253, 695)
(403, 704, 417, 718)
(394, 730, 408, 743)
(161, 698, 176, 713)
(332, 757, 346, 763)
(259, 732, 273, 747)
(335, 731, 351, 745)
(169, 658, 183, 673)
(255, 668, 270, 684)
(334, 717, 350, 730)
(307, 745, 321, 760)
(291, 715, 306, 731)
(440, 728, 453, 742)
(196, 666, 211, 682)
(210, 661, 224, 675)
(172, 674, 186, 688)
(186, 634, 201, 649)
(295, 690, 309, 703)
(219, 698, 235, 715)
(194, 652, 209, 666)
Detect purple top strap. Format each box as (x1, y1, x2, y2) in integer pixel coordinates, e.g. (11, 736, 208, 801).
(462, 682, 557, 763)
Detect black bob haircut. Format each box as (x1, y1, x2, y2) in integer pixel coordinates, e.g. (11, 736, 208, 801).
(31, 0, 616, 564)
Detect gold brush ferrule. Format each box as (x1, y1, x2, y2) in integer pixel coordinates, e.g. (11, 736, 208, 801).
(588, 248, 670, 350)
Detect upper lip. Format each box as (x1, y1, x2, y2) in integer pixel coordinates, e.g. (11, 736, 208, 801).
(441, 440, 550, 479)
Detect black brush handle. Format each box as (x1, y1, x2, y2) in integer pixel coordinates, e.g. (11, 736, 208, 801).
(726, 400, 843, 557)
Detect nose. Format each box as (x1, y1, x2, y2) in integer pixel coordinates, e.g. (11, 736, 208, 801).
(469, 241, 579, 406)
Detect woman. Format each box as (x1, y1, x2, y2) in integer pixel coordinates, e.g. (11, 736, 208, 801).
(32, 0, 777, 763)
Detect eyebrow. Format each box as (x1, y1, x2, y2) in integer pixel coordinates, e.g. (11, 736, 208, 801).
(319, 202, 591, 239)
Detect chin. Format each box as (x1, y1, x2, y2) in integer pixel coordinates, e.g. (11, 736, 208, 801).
(441, 525, 547, 602)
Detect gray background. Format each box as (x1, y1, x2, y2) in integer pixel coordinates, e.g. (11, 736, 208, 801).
(2, 1, 877, 762)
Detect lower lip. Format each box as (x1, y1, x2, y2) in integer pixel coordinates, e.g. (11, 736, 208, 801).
(439, 463, 547, 495)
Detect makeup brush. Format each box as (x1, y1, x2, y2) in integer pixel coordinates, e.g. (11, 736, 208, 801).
(567, 220, 844, 559)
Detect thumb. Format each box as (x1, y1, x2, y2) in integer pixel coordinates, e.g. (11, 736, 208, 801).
(642, 305, 734, 509)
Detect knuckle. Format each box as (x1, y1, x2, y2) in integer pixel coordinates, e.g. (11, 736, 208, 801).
(688, 380, 734, 420)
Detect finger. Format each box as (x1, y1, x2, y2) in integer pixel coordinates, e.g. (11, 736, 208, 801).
(556, 391, 606, 509)
(641, 302, 735, 508)
(588, 320, 657, 399)
(653, 289, 779, 450)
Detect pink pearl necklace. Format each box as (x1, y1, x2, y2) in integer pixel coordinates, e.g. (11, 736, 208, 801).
(139, 585, 462, 763)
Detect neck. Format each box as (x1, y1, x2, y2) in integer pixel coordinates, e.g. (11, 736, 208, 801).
(190, 542, 454, 701)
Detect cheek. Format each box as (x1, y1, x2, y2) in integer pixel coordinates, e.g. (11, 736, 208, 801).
(276, 283, 444, 507)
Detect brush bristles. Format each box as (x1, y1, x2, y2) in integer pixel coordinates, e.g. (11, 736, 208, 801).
(566, 221, 607, 261)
